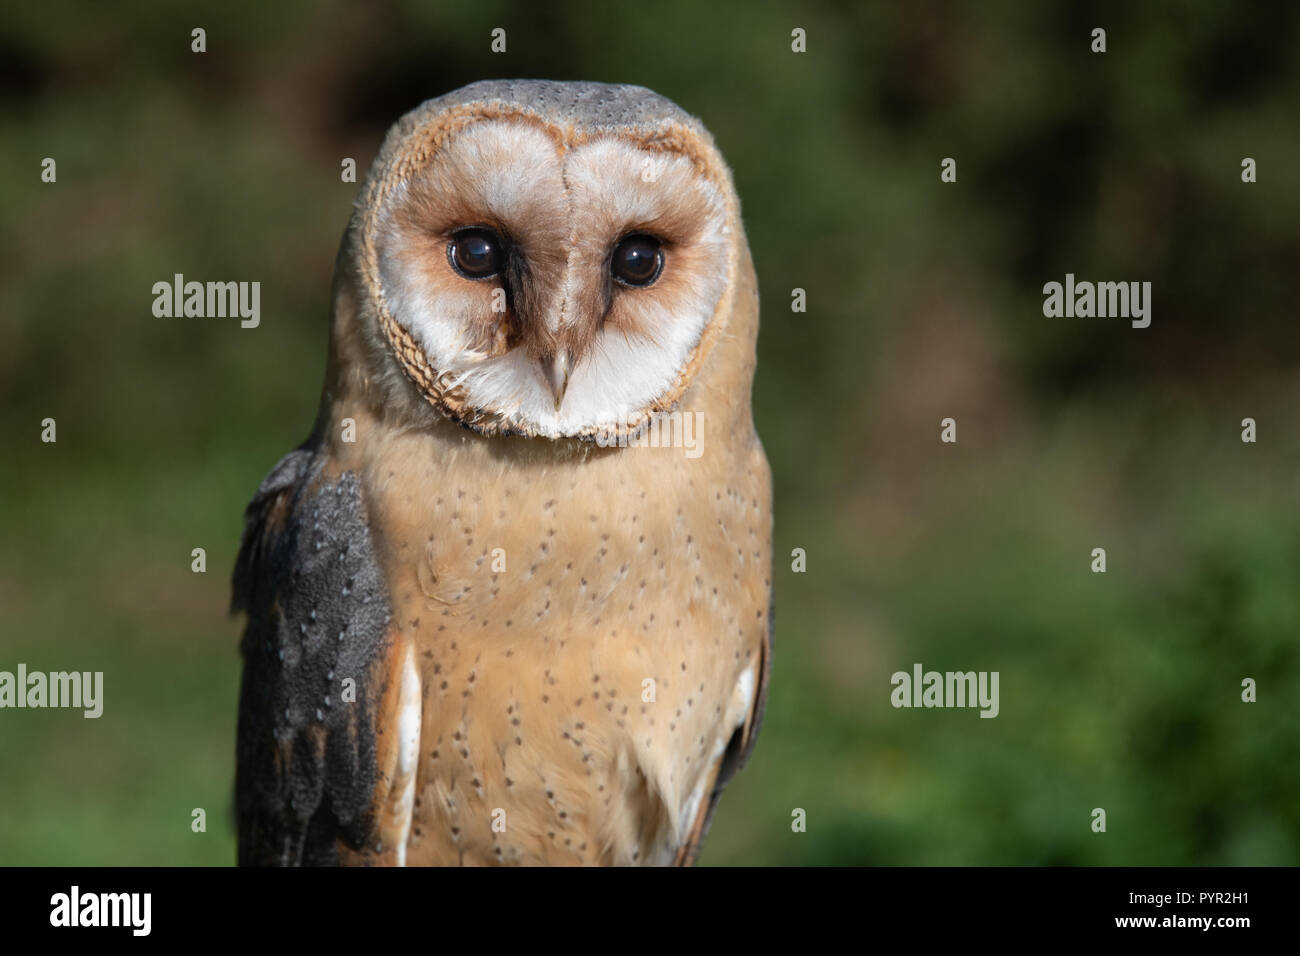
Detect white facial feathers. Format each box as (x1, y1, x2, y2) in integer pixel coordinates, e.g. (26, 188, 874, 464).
(371, 119, 731, 438)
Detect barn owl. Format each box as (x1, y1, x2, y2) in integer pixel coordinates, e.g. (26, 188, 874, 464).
(232, 79, 772, 866)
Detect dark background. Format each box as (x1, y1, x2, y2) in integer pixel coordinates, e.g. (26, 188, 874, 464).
(2, 0, 1298, 865)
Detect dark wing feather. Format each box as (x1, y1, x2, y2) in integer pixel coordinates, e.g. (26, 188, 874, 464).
(232, 444, 393, 866)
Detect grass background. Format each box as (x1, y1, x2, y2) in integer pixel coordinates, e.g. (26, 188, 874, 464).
(1, 0, 1298, 865)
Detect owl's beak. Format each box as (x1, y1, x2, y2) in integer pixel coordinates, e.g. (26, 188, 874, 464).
(542, 352, 570, 410)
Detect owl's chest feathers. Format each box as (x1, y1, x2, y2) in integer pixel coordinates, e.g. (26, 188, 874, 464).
(350, 427, 767, 864)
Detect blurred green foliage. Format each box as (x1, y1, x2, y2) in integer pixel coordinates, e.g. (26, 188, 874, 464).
(1, 0, 1298, 865)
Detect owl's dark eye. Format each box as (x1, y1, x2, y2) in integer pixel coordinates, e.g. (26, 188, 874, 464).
(448, 228, 504, 280)
(610, 234, 663, 287)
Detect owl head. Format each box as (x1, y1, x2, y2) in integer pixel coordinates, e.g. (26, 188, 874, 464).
(331, 80, 750, 441)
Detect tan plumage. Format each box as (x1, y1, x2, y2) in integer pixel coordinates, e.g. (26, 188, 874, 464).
(235, 80, 771, 866)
